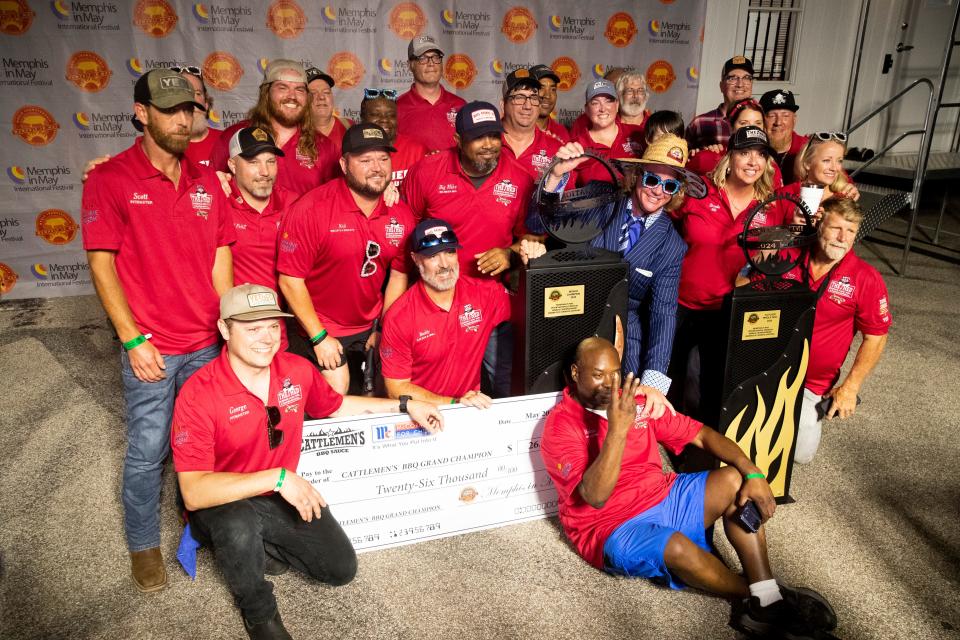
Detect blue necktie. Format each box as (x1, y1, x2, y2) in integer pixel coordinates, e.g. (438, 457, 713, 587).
(618, 215, 644, 254)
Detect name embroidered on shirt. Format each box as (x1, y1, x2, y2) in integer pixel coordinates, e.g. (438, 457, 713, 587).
(438, 183, 458, 194)
(416, 329, 436, 342)
(329, 223, 356, 233)
(228, 404, 249, 421)
(130, 192, 153, 205)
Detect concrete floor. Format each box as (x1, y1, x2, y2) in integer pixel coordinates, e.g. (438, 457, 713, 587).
(1, 211, 958, 640)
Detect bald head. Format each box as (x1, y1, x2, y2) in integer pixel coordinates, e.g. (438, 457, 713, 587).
(574, 336, 620, 370)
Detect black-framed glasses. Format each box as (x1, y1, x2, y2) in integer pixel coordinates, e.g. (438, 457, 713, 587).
(813, 131, 848, 143)
(641, 172, 682, 195)
(170, 65, 202, 78)
(415, 230, 459, 252)
(361, 240, 381, 278)
(266, 405, 283, 450)
(723, 74, 753, 85)
(364, 88, 398, 100)
(415, 53, 443, 65)
(506, 93, 542, 106)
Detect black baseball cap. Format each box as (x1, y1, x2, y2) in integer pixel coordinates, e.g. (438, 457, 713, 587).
(228, 126, 284, 159)
(305, 66, 335, 88)
(455, 101, 503, 141)
(722, 56, 754, 76)
(412, 219, 463, 256)
(502, 68, 541, 97)
(529, 64, 560, 83)
(341, 123, 397, 155)
(728, 125, 774, 154)
(759, 89, 799, 113)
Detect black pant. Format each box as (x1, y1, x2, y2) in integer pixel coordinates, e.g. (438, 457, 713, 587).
(189, 494, 357, 624)
(287, 325, 375, 396)
(667, 304, 728, 427)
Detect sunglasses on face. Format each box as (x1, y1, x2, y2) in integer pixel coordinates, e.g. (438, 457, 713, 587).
(813, 131, 848, 143)
(415, 230, 459, 252)
(266, 405, 283, 449)
(361, 240, 381, 278)
(170, 65, 202, 78)
(364, 88, 398, 100)
(640, 172, 682, 195)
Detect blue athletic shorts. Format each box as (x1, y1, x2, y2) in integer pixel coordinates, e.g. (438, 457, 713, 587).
(602, 471, 711, 590)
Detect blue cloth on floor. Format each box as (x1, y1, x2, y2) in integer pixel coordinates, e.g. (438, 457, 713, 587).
(176, 522, 201, 580)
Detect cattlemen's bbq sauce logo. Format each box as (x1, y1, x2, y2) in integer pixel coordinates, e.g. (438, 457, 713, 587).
(302, 426, 366, 455)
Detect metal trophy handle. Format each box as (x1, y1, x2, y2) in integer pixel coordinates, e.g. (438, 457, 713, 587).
(533, 150, 625, 246)
(738, 192, 819, 277)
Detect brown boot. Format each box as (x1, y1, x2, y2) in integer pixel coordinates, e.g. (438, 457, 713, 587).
(130, 547, 167, 593)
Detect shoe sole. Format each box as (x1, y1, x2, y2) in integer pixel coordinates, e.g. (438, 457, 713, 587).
(732, 615, 816, 640)
(133, 575, 168, 593)
(791, 586, 838, 631)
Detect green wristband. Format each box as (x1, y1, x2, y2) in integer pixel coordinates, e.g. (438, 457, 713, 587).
(450, 397, 458, 404)
(745, 472, 765, 480)
(122, 334, 148, 351)
(274, 467, 286, 492)
(309, 330, 328, 345)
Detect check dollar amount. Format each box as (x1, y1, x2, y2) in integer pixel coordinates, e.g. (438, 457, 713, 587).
(298, 393, 562, 552)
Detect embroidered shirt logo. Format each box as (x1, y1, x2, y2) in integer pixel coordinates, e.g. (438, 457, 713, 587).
(492, 179, 518, 206)
(384, 217, 405, 246)
(190, 185, 213, 218)
(458, 303, 482, 332)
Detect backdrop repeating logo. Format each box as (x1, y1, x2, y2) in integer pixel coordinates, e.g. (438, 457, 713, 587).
(65, 51, 112, 93)
(133, 0, 178, 38)
(203, 52, 244, 91)
(647, 18, 691, 44)
(207, 109, 222, 129)
(327, 52, 365, 89)
(127, 58, 144, 77)
(550, 57, 581, 92)
(375, 56, 413, 84)
(267, 0, 306, 39)
(0, 0, 34, 35)
(646, 60, 676, 93)
(604, 12, 637, 47)
(439, 8, 491, 37)
(444, 54, 477, 90)
(591, 63, 606, 79)
(489, 59, 504, 78)
(378, 58, 393, 75)
(501, 7, 536, 44)
(7, 166, 26, 184)
(75, 111, 133, 139)
(321, 5, 377, 33)
(31, 263, 48, 279)
(192, 3, 253, 32)
(0, 217, 22, 243)
(29, 261, 90, 287)
(547, 13, 595, 40)
(35, 210, 78, 245)
(389, 2, 426, 39)
(51, 0, 120, 31)
(12, 106, 60, 146)
(0, 57, 51, 87)
(0, 263, 18, 294)
(686, 66, 699, 84)
(7, 163, 73, 191)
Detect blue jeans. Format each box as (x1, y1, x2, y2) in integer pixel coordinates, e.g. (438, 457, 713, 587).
(120, 342, 219, 551)
(482, 322, 513, 398)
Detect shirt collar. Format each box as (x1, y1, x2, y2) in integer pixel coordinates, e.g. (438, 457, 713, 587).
(333, 176, 388, 219)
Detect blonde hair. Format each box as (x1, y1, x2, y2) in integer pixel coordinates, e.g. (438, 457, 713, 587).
(821, 196, 863, 226)
(795, 137, 849, 193)
(710, 150, 775, 202)
(247, 84, 318, 162)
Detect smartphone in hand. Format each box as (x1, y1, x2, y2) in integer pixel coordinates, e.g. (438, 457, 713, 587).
(736, 500, 762, 533)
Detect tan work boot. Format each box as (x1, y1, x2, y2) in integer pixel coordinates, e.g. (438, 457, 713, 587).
(130, 547, 167, 593)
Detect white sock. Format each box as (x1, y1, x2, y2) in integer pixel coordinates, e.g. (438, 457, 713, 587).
(748, 579, 783, 607)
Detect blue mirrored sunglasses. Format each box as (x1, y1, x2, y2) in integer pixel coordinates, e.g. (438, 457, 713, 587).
(641, 171, 682, 195)
(416, 230, 459, 251)
(363, 88, 398, 100)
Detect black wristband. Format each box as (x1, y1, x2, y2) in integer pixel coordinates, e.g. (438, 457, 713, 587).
(399, 394, 412, 414)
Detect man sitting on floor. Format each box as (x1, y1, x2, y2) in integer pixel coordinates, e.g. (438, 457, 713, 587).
(541, 337, 837, 639)
(171, 284, 442, 640)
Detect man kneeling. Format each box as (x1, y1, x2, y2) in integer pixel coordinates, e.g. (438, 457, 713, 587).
(172, 284, 441, 640)
(542, 337, 836, 638)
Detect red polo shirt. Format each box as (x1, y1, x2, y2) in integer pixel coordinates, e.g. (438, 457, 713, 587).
(277, 178, 414, 336)
(319, 116, 351, 151)
(541, 387, 703, 568)
(501, 127, 563, 181)
(211, 120, 340, 196)
(773, 131, 809, 185)
(572, 123, 643, 186)
(380, 275, 510, 397)
(674, 180, 787, 310)
(569, 112, 649, 140)
(543, 118, 570, 143)
(391, 133, 428, 188)
(761, 250, 891, 395)
(184, 128, 224, 167)
(171, 348, 343, 477)
(401, 149, 533, 278)
(396, 83, 466, 152)
(81, 138, 235, 354)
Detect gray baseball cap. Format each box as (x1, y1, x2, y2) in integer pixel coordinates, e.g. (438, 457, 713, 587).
(408, 34, 443, 60)
(585, 78, 618, 102)
(260, 59, 307, 86)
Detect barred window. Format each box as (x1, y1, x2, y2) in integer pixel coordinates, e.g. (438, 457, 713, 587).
(742, 0, 802, 82)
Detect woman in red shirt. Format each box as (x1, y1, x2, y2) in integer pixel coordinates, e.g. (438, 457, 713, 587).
(778, 132, 860, 224)
(667, 126, 781, 424)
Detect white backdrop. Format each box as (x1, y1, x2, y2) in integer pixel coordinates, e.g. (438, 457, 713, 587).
(0, 0, 706, 300)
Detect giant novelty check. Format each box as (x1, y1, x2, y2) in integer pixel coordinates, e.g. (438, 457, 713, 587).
(298, 392, 563, 552)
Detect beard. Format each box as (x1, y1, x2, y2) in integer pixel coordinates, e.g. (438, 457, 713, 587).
(190, 109, 209, 138)
(461, 150, 500, 176)
(345, 169, 388, 198)
(268, 98, 306, 128)
(820, 239, 850, 261)
(245, 178, 274, 199)
(146, 119, 190, 155)
(417, 259, 459, 292)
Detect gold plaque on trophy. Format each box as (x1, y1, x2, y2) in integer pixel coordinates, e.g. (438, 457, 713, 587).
(741, 309, 781, 341)
(543, 285, 585, 318)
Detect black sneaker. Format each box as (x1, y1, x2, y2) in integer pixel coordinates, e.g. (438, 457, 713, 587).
(778, 584, 838, 631)
(733, 596, 818, 640)
(264, 554, 290, 577)
(243, 610, 293, 640)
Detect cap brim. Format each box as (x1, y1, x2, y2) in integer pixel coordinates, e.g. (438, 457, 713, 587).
(416, 242, 462, 257)
(237, 142, 286, 159)
(618, 159, 708, 199)
(308, 73, 336, 87)
(344, 142, 398, 154)
(459, 124, 503, 140)
(504, 78, 541, 95)
(536, 71, 561, 83)
(225, 310, 294, 321)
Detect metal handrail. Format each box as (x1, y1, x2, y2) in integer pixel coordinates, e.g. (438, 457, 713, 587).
(848, 129, 926, 179)
(846, 78, 935, 135)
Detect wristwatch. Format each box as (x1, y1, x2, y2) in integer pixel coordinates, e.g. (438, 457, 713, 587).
(399, 395, 412, 414)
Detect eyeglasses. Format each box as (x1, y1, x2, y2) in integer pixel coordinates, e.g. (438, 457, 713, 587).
(415, 230, 459, 252)
(170, 65, 202, 78)
(723, 74, 753, 85)
(506, 93, 542, 106)
(415, 53, 443, 65)
(813, 131, 848, 143)
(363, 88, 398, 101)
(266, 405, 283, 450)
(361, 240, 381, 278)
(622, 87, 648, 98)
(640, 172, 682, 195)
